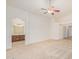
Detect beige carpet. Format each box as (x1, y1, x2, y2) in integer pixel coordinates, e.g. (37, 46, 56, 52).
(6, 39, 72, 59)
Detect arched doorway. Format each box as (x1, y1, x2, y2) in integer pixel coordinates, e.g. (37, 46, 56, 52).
(11, 18, 25, 47)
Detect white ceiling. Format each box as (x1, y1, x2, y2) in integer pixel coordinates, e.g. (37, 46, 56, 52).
(7, 0, 72, 18)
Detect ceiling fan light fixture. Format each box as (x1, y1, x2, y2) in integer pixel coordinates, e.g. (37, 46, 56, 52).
(48, 10, 54, 13)
(41, 0, 60, 15)
(48, 7, 55, 14)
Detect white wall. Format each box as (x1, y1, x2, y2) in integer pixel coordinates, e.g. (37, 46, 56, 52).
(7, 5, 71, 49)
(57, 13, 72, 39)
(6, 5, 52, 48)
(27, 13, 51, 44)
(58, 13, 72, 24)
(50, 21, 63, 40)
(6, 6, 27, 49)
(6, 12, 12, 49)
(50, 13, 72, 40)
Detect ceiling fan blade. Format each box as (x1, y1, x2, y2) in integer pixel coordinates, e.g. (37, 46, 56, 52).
(41, 8, 47, 10)
(43, 12, 48, 14)
(53, 10, 60, 12)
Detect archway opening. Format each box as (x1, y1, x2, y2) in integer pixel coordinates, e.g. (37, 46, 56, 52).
(11, 18, 25, 47)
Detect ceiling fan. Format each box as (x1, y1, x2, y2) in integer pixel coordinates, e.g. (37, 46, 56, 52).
(41, 0, 60, 15)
